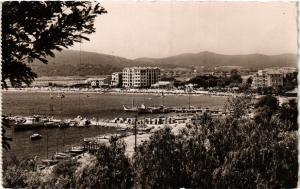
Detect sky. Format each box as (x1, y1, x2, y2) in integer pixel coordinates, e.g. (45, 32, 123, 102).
(71, 1, 298, 59)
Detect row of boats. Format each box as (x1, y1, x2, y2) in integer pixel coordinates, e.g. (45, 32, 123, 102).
(123, 104, 220, 114)
(40, 146, 86, 167)
(5, 108, 227, 131)
(4, 115, 91, 130)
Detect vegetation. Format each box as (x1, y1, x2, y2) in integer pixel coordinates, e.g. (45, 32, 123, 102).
(76, 137, 133, 188)
(2, 1, 106, 88)
(3, 95, 297, 188)
(188, 69, 243, 89)
(2, 116, 12, 151)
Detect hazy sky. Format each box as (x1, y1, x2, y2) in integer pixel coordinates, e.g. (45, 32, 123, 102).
(71, 1, 298, 59)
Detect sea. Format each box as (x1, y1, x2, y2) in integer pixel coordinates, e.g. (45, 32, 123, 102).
(3, 91, 228, 161)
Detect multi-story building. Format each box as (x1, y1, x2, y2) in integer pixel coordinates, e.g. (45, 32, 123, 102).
(252, 70, 268, 88)
(267, 71, 283, 87)
(252, 70, 283, 89)
(111, 72, 122, 87)
(122, 67, 160, 88)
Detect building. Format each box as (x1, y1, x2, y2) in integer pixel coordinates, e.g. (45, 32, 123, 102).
(111, 72, 122, 87)
(252, 70, 267, 88)
(85, 76, 112, 88)
(31, 76, 87, 87)
(266, 71, 283, 87)
(122, 67, 160, 88)
(151, 81, 174, 89)
(252, 70, 283, 89)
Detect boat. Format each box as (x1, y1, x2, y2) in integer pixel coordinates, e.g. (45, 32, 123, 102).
(14, 116, 45, 130)
(123, 105, 139, 112)
(41, 159, 58, 166)
(54, 152, 72, 160)
(69, 146, 85, 154)
(116, 128, 127, 132)
(30, 133, 42, 140)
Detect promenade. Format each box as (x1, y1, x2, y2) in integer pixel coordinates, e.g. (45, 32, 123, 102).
(5, 87, 242, 97)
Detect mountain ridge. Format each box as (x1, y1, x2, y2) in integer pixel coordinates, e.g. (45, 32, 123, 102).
(31, 50, 297, 76)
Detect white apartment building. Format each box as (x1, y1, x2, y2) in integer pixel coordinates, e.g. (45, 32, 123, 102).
(252, 70, 283, 89)
(111, 72, 122, 87)
(122, 67, 161, 88)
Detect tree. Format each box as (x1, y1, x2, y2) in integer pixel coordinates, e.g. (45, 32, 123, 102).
(2, 1, 107, 88)
(246, 76, 253, 86)
(3, 158, 42, 188)
(76, 137, 133, 188)
(224, 94, 252, 119)
(2, 1, 106, 152)
(254, 95, 279, 122)
(133, 127, 187, 188)
(229, 69, 242, 84)
(277, 100, 298, 131)
(2, 116, 12, 151)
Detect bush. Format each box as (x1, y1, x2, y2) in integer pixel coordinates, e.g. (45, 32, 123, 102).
(75, 137, 133, 189)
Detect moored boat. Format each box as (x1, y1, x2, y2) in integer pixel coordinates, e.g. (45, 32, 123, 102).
(30, 133, 42, 140)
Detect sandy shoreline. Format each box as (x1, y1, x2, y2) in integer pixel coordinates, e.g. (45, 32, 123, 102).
(4, 87, 239, 97)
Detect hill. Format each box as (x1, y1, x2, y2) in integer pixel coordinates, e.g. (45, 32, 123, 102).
(31, 50, 297, 76)
(135, 51, 297, 70)
(31, 50, 143, 76)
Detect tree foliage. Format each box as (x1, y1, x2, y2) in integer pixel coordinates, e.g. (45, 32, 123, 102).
(2, 1, 106, 88)
(2, 116, 12, 151)
(254, 95, 279, 122)
(132, 112, 297, 188)
(76, 137, 133, 189)
(3, 158, 41, 188)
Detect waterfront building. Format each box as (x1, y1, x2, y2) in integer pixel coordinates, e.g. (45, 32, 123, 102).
(111, 72, 122, 87)
(31, 76, 87, 87)
(151, 81, 174, 89)
(122, 67, 160, 88)
(85, 76, 112, 87)
(252, 69, 283, 89)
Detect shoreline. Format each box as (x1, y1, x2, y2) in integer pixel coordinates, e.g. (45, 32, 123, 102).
(3, 87, 241, 97)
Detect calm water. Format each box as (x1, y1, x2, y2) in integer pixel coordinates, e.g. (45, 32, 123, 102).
(3, 91, 228, 119)
(4, 126, 117, 161)
(3, 91, 228, 160)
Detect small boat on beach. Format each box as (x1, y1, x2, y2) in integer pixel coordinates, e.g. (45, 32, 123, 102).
(116, 128, 127, 132)
(41, 159, 58, 166)
(30, 133, 42, 140)
(69, 146, 85, 154)
(54, 152, 72, 159)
